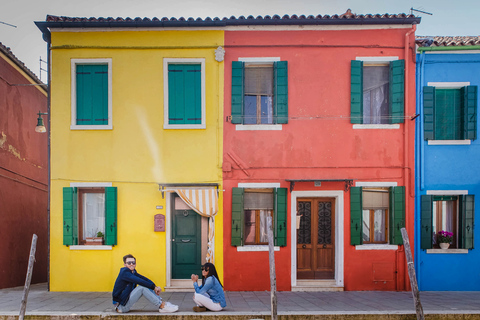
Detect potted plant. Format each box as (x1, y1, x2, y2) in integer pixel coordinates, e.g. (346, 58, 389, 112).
(86, 231, 104, 245)
(437, 230, 453, 249)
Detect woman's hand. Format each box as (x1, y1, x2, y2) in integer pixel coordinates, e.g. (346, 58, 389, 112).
(191, 274, 199, 282)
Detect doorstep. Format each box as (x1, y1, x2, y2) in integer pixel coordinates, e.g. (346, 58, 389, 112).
(292, 279, 344, 292)
(164, 279, 197, 292)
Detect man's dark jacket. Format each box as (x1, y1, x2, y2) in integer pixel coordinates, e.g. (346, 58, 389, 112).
(112, 267, 156, 305)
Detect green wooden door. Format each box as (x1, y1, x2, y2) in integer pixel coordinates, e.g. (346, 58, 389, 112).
(172, 197, 202, 279)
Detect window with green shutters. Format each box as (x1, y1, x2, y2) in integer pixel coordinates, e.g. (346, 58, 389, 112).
(350, 186, 405, 245)
(63, 186, 117, 246)
(420, 194, 474, 249)
(231, 187, 288, 247)
(231, 60, 288, 125)
(71, 59, 112, 129)
(164, 59, 205, 129)
(423, 85, 477, 140)
(350, 59, 405, 124)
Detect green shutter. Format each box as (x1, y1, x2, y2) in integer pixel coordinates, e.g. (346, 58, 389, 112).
(76, 64, 108, 125)
(275, 188, 288, 246)
(105, 187, 117, 246)
(63, 187, 78, 246)
(389, 60, 405, 124)
(463, 86, 477, 140)
(350, 187, 363, 245)
(420, 195, 433, 249)
(423, 86, 435, 140)
(389, 186, 405, 245)
(350, 60, 363, 124)
(436, 89, 462, 140)
(168, 64, 201, 125)
(231, 61, 244, 124)
(459, 195, 474, 249)
(274, 61, 288, 124)
(231, 188, 244, 246)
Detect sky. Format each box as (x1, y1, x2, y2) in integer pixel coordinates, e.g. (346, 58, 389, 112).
(1, 0, 479, 83)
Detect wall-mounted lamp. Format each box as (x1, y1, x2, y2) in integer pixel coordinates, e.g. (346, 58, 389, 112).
(35, 111, 48, 133)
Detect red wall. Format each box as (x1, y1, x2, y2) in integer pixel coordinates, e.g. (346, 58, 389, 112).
(223, 28, 416, 291)
(0, 53, 48, 288)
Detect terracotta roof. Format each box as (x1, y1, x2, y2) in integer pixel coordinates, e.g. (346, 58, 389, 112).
(0, 42, 45, 87)
(416, 36, 480, 47)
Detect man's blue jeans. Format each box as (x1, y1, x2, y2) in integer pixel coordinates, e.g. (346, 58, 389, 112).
(117, 286, 162, 312)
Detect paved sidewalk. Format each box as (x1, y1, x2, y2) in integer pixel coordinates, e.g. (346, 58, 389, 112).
(0, 283, 480, 317)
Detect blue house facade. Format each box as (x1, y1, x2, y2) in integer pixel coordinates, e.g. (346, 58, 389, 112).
(415, 36, 480, 291)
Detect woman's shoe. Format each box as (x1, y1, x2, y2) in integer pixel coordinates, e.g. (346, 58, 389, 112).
(193, 306, 207, 312)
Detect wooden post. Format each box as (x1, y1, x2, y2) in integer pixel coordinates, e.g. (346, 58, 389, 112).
(400, 228, 424, 320)
(266, 216, 277, 320)
(19, 234, 38, 320)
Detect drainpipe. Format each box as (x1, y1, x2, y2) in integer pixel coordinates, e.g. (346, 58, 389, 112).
(400, 25, 416, 291)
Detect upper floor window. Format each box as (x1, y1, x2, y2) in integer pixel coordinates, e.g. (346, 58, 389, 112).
(231, 58, 288, 125)
(423, 84, 477, 140)
(71, 59, 112, 130)
(164, 59, 205, 129)
(351, 58, 404, 124)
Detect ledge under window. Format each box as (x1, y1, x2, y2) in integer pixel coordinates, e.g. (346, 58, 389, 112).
(355, 244, 398, 250)
(353, 124, 400, 130)
(427, 140, 471, 145)
(237, 245, 280, 252)
(69, 245, 113, 250)
(426, 248, 468, 254)
(236, 124, 283, 131)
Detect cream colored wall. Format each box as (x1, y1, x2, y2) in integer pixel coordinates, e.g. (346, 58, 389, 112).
(49, 30, 224, 291)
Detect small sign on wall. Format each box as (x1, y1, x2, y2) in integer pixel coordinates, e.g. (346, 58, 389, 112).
(154, 214, 165, 232)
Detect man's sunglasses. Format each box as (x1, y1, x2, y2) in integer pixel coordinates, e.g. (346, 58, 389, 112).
(126, 261, 136, 265)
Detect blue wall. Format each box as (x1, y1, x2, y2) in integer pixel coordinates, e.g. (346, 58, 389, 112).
(415, 51, 480, 291)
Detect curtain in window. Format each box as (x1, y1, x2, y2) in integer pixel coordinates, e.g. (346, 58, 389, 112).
(174, 188, 218, 263)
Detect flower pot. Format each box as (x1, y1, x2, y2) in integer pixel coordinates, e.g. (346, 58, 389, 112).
(85, 237, 104, 245)
(439, 243, 450, 249)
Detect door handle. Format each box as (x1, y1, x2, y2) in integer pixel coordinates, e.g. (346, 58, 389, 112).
(302, 244, 306, 249)
(323, 244, 327, 249)
(181, 239, 191, 243)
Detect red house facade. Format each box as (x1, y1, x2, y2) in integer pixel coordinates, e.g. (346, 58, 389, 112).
(222, 12, 419, 291)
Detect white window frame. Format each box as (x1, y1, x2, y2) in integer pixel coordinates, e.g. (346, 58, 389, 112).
(163, 58, 206, 129)
(71, 59, 113, 130)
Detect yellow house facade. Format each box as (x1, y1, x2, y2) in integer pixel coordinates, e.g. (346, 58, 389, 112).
(37, 16, 224, 291)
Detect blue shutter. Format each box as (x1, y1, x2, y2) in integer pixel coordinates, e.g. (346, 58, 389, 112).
(350, 60, 363, 124)
(63, 187, 78, 246)
(463, 86, 477, 140)
(423, 86, 435, 140)
(420, 195, 433, 249)
(105, 187, 117, 245)
(231, 188, 244, 246)
(231, 61, 244, 124)
(389, 60, 405, 124)
(274, 61, 288, 124)
(389, 186, 405, 245)
(76, 64, 108, 125)
(275, 188, 287, 246)
(350, 187, 363, 245)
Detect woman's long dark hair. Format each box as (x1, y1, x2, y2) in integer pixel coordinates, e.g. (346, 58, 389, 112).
(202, 262, 223, 287)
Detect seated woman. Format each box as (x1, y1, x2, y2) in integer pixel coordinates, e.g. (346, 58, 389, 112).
(190, 262, 226, 312)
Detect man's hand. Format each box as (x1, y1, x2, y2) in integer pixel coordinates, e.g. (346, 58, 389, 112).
(154, 286, 162, 295)
(191, 274, 199, 282)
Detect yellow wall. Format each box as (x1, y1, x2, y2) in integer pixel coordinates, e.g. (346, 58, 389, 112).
(49, 30, 224, 291)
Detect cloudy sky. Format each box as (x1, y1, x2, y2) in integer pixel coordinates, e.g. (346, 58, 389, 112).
(1, 0, 479, 83)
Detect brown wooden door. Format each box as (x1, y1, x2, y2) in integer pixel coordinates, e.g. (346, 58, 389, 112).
(296, 198, 335, 279)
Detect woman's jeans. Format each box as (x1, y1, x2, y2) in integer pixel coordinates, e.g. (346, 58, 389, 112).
(193, 292, 222, 311)
(117, 286, 162, 312)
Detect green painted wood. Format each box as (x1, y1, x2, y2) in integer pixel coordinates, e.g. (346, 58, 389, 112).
(436, 88, 462, 140)
(63, 187, 78, 246)
(105, 187, 117, 246)
(231, 188, 244, 246)
(389, 60, 405, 124)
(275, 188, 288, 246)
(459, 195, 475, 249)
(350, 60, 363, 124)
(172, 196, 201, 279)
(274, 61, 288, 124)
(350, 187, 363, 245)
(168, 64, 201, 125)
(423, 86, 435, 140)
(463, 86, 477, 140)
(389, 186, 405, 245)
(231, 61, 244, 124)
(76, 64, 108, 125)
(420, 195, 433, 249)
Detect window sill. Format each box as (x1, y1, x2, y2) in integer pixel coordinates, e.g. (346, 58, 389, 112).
(427, 140, 471, 145)
(235, 124, 283, 131)
(237, 245, 280, 252)
(353, 124, 400, 129)
(69, 245, 113, 250)
(355, 244, 398, 250)
(426, 248, 468, 254)
(70, 125, 113, 130)
(164, 124, 206, 130)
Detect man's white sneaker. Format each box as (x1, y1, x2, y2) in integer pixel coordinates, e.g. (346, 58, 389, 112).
(165, 302, 179, 310)
(159, 304, 178, 313)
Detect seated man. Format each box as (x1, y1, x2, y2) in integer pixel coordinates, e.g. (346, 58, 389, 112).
(112, 254, 178, 313)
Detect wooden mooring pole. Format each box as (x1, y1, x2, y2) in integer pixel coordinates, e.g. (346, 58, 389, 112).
(266, 216, 277, 320)
(400, 228, 424, 320)
(19, 234, 38, 320)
